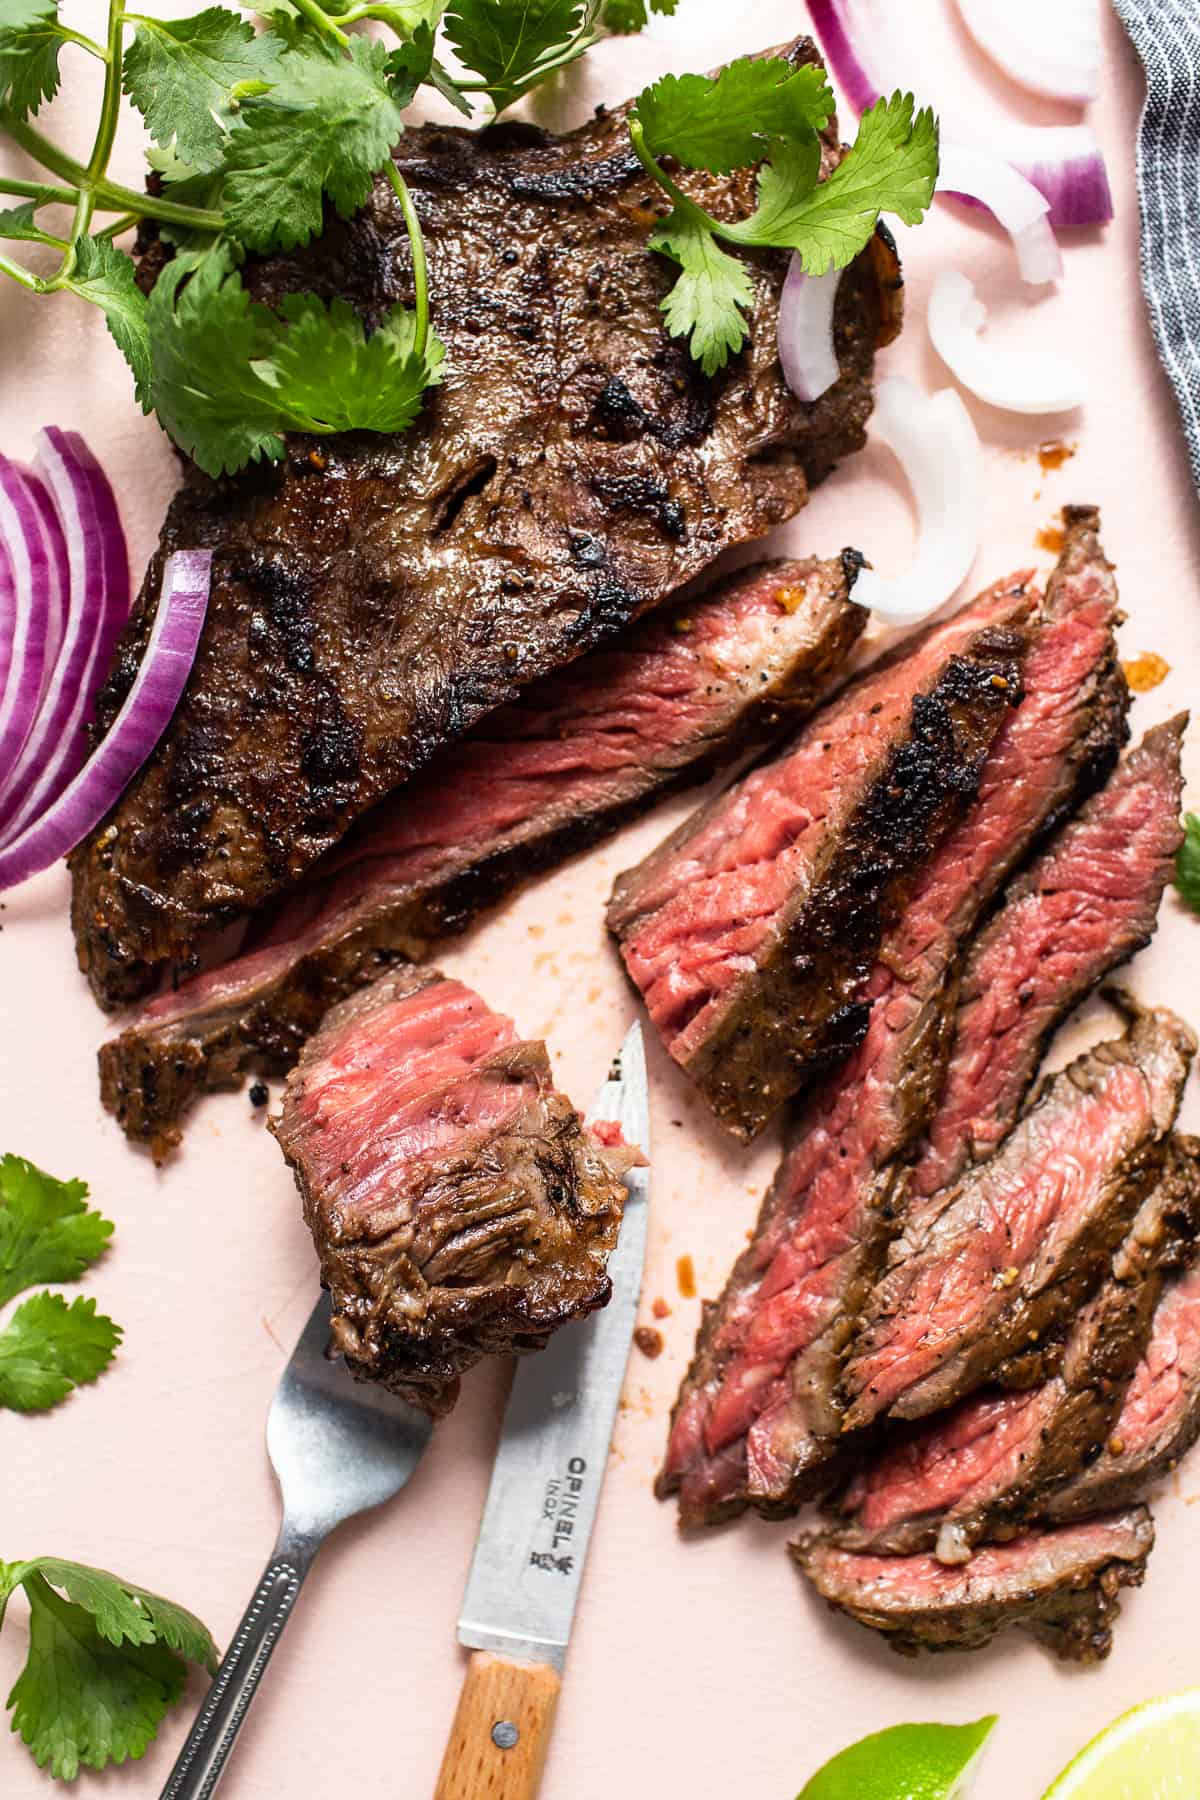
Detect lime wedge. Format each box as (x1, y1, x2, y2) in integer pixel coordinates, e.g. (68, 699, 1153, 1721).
(1043, 1690, 1200, 1798)
(797, 1718, 997, 1800)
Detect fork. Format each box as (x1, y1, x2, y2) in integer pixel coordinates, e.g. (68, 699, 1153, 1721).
(160, 1291, 434, 1800)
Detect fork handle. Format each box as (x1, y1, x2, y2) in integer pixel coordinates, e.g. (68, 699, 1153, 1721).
(159, 1527, 321, 1800)
(434, 1652, 561, 1800)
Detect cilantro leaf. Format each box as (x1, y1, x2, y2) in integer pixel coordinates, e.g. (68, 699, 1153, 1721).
(729, 90, 939, 273)
(0, 1293, 120, 1412)
(634, 57, 832, 175)
(1177, 813, 1200, 915)
(1, 1562, 217, 1780)
(603, 0, 677, 31)
(123, 8, 286, 175)
(651, 200, 753, 376)
(0, 197, 57, 243)
(148, 247, 444, 476)
(63, 237, 152, 409)
(443, 0, 592, 111)
(0, 0, 63, 120)
(0, 1155, 113, 1309)
(224, 35, 404, 252)
(386, 22, 436, 109)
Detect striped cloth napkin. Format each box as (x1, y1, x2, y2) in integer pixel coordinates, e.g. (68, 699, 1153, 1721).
(1112, 0, 1200, 493)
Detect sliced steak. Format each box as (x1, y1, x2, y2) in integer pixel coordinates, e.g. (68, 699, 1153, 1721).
(1044, 1142, 1200, 1520)
(912, 714, 1187, 1203)
(792, 1508, 1154, 1662)
(609, 576, 1033, 1141)
(71, 38, 898, 1011)
(842, 997, 1196, 1430)
(270, 967, 635, 1414)
(658, 520, 1127, 1525)
(828, 1141, 1200, 1560)
(99, 555, 865, 1160)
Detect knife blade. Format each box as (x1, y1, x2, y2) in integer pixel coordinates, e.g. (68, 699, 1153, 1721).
(434, 1021, 650, 1800)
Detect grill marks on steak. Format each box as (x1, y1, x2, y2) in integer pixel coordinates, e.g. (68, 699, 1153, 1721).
(1044, 1143, 1200, 1521)
(98, 555, 865, 1160)
(911, 715, 1187, 1203)
(842, 998, 1197, 1431)
(270, 967, 634, 1414)
(792, 1508, 1155, 1661)
(828, 1142, 1200, 1562)
(609, 578, 1033, 1141)
(71, 38, 895, 1012)
(657, 525, 1129, 1525)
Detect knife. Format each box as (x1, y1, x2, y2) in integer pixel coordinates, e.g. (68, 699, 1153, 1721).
(433, 1021, 651, 1800)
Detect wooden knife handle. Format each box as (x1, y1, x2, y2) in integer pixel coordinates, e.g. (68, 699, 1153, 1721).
(433, 1651, 561, 1800)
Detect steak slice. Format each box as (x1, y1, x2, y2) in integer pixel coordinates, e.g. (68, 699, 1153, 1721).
(270, 966, 636, 1415)
(1044, 1143, 1200, 1520)
(792, 1508, 1154, 1662)
(609, 576, 1033, 1140)
(71, 37, 899, 1011)
(658, 520, 1127, 1524)
(842, 997, 1197, 1430)
(98, 555, 865, 1160)
(828, 1141, 1200, 1561)
(912, 714, 1188, 1203)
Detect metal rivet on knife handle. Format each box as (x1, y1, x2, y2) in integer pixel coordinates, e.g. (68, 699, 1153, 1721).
(492, 1721, 520, 1749)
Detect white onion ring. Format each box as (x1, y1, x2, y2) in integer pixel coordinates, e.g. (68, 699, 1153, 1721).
(777, 258, 841, 402)
(853, 377, 983, 625)
(955, 0, 1101, 105)
(937, 143, 1062, 285)
(927, 268, 1086, 414)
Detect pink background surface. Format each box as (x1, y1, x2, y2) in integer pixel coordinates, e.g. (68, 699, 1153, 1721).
(2, 4, 1199, 1795)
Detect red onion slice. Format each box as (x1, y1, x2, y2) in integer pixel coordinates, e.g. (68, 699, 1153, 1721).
(937, 144, 1062, 284)
(0, 427, 130, 840)
(955, 0, 1101, 105)
(777, 258, 841, 402)
(852, 377, 983, 625)
(0, 459, 58, 802)
(927, 268, 1086, 414)
(808, 0, 1113, 227)
(0, 550, 211, 890)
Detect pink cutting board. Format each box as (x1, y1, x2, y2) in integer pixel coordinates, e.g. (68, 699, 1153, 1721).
(2, 4, 1198, 1796)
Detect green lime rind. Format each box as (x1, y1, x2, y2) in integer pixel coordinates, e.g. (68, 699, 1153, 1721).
(797, 1717, 998, 1800)
(1042, 1689, 1200, 1798)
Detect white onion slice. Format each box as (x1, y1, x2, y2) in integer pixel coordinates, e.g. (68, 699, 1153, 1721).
(777, 257, 841, 402)
(927, 268, 1086, 414)
(0, 427, 129, 841)
(0, 551, 211, 890)
(853, 377, 982, 625)
(807, 0, 1113, 226)
(937, 143, 1061, 285)
(955, 0, 1101, 105)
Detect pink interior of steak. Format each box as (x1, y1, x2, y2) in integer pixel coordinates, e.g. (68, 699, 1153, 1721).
(285, 978, 523, 1224)
(1107, 1260, 1200, 1457)
(913, 718, 1186, 1200)
(845, 1035, 1181, 1423)
(615, 575, 1033, 1061)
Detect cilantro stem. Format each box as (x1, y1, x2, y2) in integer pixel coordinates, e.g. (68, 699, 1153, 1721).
(93, 212, 138, 241)
(0, 177, 77, 206)
(0, 249, 46, 293)
(0, 111, 226, 233)
(385, 161, 428, 362)
(290, 0, 351, 47)
(88, 3, 126, 185)
(628, 118, 694, 216)
(53, 26, 109, 61)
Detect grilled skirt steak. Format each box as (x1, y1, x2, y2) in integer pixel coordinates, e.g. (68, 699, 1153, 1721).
(270, 966, 636, 1414)
(609, 577, 1033, 1141)
(658, 522, 1127, 1525)
(843, 996, 1197, 1430)
(792, 1508, 1155, 1662)
(1044, 1150, 1200, 1520)
(911, 714, 1187, 1203)
(98, 554, 865, 1159)
(828, 1141, 1200, 1562)
(71, 38, 898, 1011)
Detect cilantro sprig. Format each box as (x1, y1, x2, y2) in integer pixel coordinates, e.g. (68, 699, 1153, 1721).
(0, 1557, 217, 1779)
(1177, 813, 1200, 915)
(628, 60, 938, 374)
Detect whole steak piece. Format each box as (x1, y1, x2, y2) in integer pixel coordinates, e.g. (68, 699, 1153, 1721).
(608, 579, 1032, 1140)
(71, 37, 898, 1011)
(842, 996, 1197, 1430)
(98, 553, 866, 1159)
(657, 519, 1129, 1525)
(792, 1508, 1155, 1662)
(271, 967, 637, 1414)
